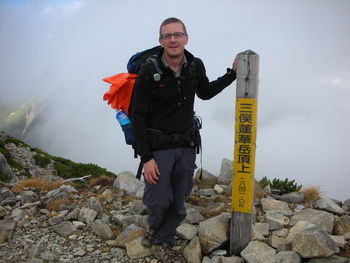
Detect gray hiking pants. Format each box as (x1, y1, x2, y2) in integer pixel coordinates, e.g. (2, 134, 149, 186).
(143, 148, 196, 246)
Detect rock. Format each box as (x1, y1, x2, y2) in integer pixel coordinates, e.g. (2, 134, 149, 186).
(292, 229, 337, 258)
(113, 171, 144, 198)
(286, 220, 318, 241)
(342, 199, 350, 212)
(202, 202, 226, 217)
(0, 152, 18, 184)
(52, 221, 77, 237)
(127, 200, 148, 215)
(183, 236, 202, 263)
(48, 215, 65, 226)
(11, 208, 25, 222)
(241, 240, 276, 263)
(333, 215, 350, 235)
(274, 251, 301, 263)
(65, 207, 80, 220)
(218, 158, 232, 185)
(198, 188, 216, 197)
(78, 207, 98, 224)
(111, 213, 147, 229)
(198, 213, 230, 254)
(125, 237, 152, 259)
(329, 235, 346, 248)
(40, 251, 57, 261)
(89, 197, 103, 213)
(72, 221, 85, 229)
(41, 185, 77, 206)
(252, 223, 269, 241)
(220, 256, 245, 263)
(184, 207, 204, 224)
(115, 223, 143, 247)
(176, 223, 197, 240)
(314, 197, 345, 216)
(308, 255, 350, 263)
(20, 190, 39, 204)
(0, 220, 16, 243)
(278, 192, 304, 204)
(261, 198, 292, 214)
(270, 235, 288, 249)
(89, 220, 115, 240)
(266, 211, 290, 230)
(272, 228, 289, 238)
(214, 185, 225, 194)
(193, 169, 218, 188)
(290, 208, 334, 233)
(0, 188, 15, 203)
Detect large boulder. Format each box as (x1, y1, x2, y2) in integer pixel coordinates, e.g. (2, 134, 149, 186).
(113, 171, 144, 198)
(218, 158, 232, 185)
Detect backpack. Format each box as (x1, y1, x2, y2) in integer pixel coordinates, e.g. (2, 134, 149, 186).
(103, 46, 201, 179)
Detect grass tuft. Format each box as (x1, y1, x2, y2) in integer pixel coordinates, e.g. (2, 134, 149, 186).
(89, 176, 115, 188)
(11, 178, 62, 194)
(302, 186, 321, 204)
(47, 198, 71, 211)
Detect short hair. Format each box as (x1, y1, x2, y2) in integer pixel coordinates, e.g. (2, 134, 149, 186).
(159, 17, 187, 38)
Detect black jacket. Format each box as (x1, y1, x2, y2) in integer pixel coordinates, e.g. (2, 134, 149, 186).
(130, 48, 236, 163)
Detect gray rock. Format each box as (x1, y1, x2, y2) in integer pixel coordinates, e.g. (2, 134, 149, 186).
(125, 237, 152, 259)
(20, 190, 39, 204)
(333, 215, 350, 235)
(0, 220, 17, 243)
(183, 236, 202, 263)
(115, 223, 143, 247)
(184, 207, 204, 224)
(292, 229, 337, 258)
(89, 197, 103, 213)
(65, 207, 80, 220)
(0, 188, 15, 202)
(111, 213, 147, 229)
(176, 223, 197, 240)
(113, 171, 144, 198)
(329, 235, 346, 248)
(198, 188, 216, 197)
(218, 158, 232, 185)
(193, 169, 218, 188)
(252, 223, 269, 241)
(52, 221, 77, 237)
(41, 185, 76, 206)
(308, 255, 350, 263)
(220, 256, 245, 263)
(261, 198, 291, 214)
(278, 192, 304, 204)
(40, 251, 57, 261)
(48, 215, 65, 226)
(89, 220, 115, 240)
(342, 199, 350, 212)
(286, 220, 318, 241)
(314, 197, 345, 216)
(11, 208, 25, 222)
(266, 211, 290, 230)
(274, 251, 301, 263)
(241, 241, 276, 263)
(290, 208, 334, 233)
(78, 207, 98, 224)
(198, 213, 230, 254)
(0, 152, 18, 184)
(127, 200, 147, 215)
(214, 184, 225, 194)
(272, 228, 289, 238)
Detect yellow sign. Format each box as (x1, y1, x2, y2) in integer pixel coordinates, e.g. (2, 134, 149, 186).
(232, 98, 257, 214)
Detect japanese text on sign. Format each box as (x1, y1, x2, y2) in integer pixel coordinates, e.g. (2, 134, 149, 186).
(232, 98, 257, 214)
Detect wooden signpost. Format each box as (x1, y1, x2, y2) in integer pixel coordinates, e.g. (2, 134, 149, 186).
(230, 50, 259, 255)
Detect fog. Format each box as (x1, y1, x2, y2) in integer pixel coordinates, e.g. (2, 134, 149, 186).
(1, 0, 349, 200)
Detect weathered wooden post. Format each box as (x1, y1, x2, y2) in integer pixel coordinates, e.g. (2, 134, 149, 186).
(230, 50, 259, 255)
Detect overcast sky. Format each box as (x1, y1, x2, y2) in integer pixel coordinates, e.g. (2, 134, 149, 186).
(0, 0, 349, 201)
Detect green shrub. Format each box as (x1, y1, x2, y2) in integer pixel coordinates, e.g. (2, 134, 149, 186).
(33, 154, 51, 168)
(258, 176, 302, 194)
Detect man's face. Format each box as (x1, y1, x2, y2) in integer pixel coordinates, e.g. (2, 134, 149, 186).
(159, 22, 188, 59)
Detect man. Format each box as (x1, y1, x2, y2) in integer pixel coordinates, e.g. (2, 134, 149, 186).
(131, 17, 237, 262)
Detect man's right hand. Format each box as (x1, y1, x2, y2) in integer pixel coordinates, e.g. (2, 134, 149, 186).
(143, 159, 160, 184)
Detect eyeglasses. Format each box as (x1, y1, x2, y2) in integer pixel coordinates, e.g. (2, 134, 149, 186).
(160, 32, 186, 40)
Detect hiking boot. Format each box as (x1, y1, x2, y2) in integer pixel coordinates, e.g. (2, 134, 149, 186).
(141, 226, 155, 248)
(152, 243, 183, 263)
